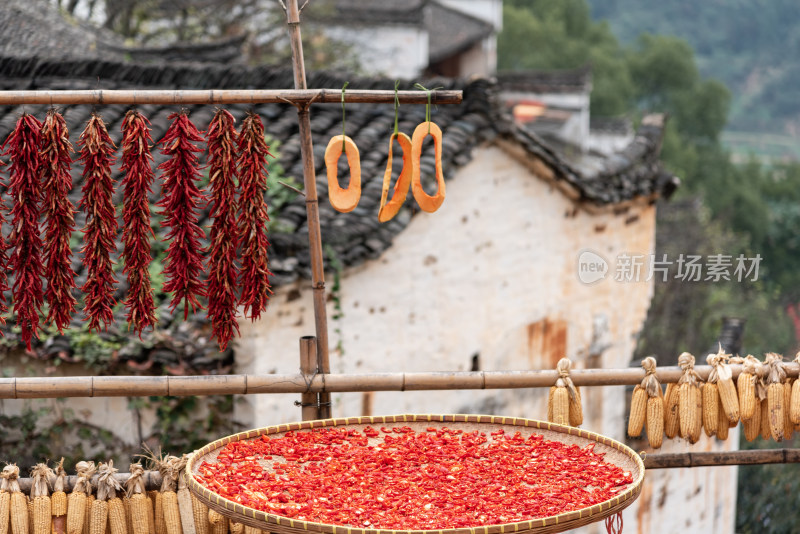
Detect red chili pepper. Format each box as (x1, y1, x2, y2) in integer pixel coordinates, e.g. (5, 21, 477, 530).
(120, 110, 157, 336)
(3, 114, 45, 348)
(41, 110, 77, 333)
(157, 112, 207, 320)
(206, 109, 240, 349)
(79, 113, 118, 332)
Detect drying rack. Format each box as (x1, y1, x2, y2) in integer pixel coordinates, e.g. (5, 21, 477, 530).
(5, 0, 798, 491)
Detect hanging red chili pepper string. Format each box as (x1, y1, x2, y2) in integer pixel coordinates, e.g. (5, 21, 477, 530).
(120, 110, 157, 336)
(236, 113, 273, 321)
(78, 113, 118, 332)
(206, 109, 240, 349)
(0, 160, 10, 331)
(40, 109, 78, 333)
(3, 114, 45, 349)
(157, 112, 207, 320)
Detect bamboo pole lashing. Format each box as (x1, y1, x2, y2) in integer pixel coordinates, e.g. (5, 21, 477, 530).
(299, 336, 320, 421)
(0, 89, 462, 106)
(3, 363, 800, 399)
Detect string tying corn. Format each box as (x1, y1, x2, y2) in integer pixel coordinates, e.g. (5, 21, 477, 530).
(677, 352, 703, 443)
(95, 462, 125, 534)
(30, 464, 53, 534)
(765, 352, 786, 441)
(67, 462, 95, 534)
(124, 464, 149, 534)
(547, 360, 574, 427)
(557, 358, 582, 426)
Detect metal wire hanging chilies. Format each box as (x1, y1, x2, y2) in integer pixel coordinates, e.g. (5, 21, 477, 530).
(324, 82, 362, 213)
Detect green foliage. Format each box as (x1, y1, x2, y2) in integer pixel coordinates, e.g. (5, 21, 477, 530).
(144, 395, 239, 455)
(264, 137, 304, 234)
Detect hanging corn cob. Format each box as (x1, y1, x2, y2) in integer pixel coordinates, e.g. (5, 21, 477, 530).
(190, 491, 209, 534)
(30, 464, 53, 534)
(229, 523, 243, 534)
(52, 460, 67, 534)
(738, 355, 759, 421)
(1, 465, 13, 534)
(742, 378, 762, 442)
(96, 462, 125, 534)
(83, 495, 94, 534)
(783, 376, 793, 441)
(640, 357, 664, 449)
(67, 462, 95, 534)
(791, 352, 800, 425)
(124, 464, 149, 534)
(207, 511, 226, 534)
(149, 490, 165, 534)
(156, 457, 182, 534)
(3, 465, 28, 534)
(701, 365, 719, 437)
(663, 382, 680, 439)
(547, 358, 579, 426)
(765, 352, 786, 441)
(708, 346, 740, 424)
(628, 384, 647, 438)
(677, 352, 703, 443)
(715, 394, 729, 441)
(175, 456, 195, 534)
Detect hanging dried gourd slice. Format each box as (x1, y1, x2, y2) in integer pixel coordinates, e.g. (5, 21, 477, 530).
(325, 135, 361, 213)
(411, 120, 445, 212)
(378, 132, 412, 222)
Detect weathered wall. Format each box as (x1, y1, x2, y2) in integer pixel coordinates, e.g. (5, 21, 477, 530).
(324, 25, 428, 79)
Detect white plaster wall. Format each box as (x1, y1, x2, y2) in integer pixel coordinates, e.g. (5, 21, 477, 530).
(438, 0, 503, 31)
(456, 39, 496, 78)
(324, 25, 428, 78)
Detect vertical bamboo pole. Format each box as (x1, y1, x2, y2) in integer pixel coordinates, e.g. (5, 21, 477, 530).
(299, 336, 319, 420)
(285, 0, 332, 419)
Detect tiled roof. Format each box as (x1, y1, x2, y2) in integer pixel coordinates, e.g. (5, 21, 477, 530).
(0, 54, 677, 372)
(498, 66, 593, 94)
(427, 2, 495, 63)
(304, 0, 429, 26)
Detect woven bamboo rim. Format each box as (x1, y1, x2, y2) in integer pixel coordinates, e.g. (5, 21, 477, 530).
(186, 414, 644, 534)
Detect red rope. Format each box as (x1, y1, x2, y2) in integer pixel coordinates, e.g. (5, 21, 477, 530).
(605, 512, 623, 534)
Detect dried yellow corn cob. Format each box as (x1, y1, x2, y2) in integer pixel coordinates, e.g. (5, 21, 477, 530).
(702, 382, 719, 436)
(791, 375, 800, 425)
(107, 499, 126, 534)
(546, 386, 555, 422)
(664, 382, 680, 439)
(569, 386, 583, 427)
(551, 382, 570, 426)
(716, 394, 729, 441)
(765, 353, 786, 441)
(31, 464, 53, 534)
(678, 353, 702, 443)
(646, 395, 664, 449)
(122, 498, 132, 534)
(229, 524, 243, 534)
(162, 492, 181, 534)
(209, 516, 226, 534)
(84, 495, 95, 534)
(68, 462, 95, 534)
(154, 493, 166, 534)
(124, 465, 149, 534)
(743, 394, 761, 442)
(5, 465, 28, 534)
(783, 380, 793, 441)
(709, 349, 740, 424)
(0, 465, 14, 534)
(190, 496, 209, 534)
(628, 385, 647, 438)
(89, 500, 108, 534)
(52, 460, 67, 534)
(207, 510, 222, 527)
(738, 356, 759, 421)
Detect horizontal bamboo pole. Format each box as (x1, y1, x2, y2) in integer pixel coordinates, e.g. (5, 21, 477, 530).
(12, 449, 799, 492)
(642, 449, 800, 469)
(2, 363, 799, 398)
(0, 89, 462, 106)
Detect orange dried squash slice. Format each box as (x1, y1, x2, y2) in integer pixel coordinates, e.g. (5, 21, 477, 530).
(378, 132, 413, 223)
(411, 121, 445, 212)
(325, 134, 361, 213)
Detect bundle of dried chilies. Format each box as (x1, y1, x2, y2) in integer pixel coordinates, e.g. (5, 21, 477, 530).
(120, 110, 157, 336)
(79, 114, 118, 332)
(157, 112, 206, 320)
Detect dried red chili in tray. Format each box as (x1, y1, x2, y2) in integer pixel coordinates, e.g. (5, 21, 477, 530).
(206, 109, 240, 349)
(120, 110, 158, 336)
(41, 109, 78, 333)
(3, 113, 45, 349)
(79, 114, 119, 332)
(236, 113, 273, 321)
(196, 427, 633, 530)
(157, 112, 207, 320)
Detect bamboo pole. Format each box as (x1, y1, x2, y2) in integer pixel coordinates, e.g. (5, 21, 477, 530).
(2, 363, 798, 398)
(642, 449, 800, 469)
(285, 0, 331, 419)
(11, 449, 799, 493)
(299, 336, 320, 421)
(0, 89, 462, 106)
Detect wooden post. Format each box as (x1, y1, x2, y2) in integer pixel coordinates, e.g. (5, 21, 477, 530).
(299, 336, 320, 420)
(285, 0, 332, 419)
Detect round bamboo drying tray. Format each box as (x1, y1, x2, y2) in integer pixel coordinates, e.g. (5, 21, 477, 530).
(186, 414, 644, 534)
